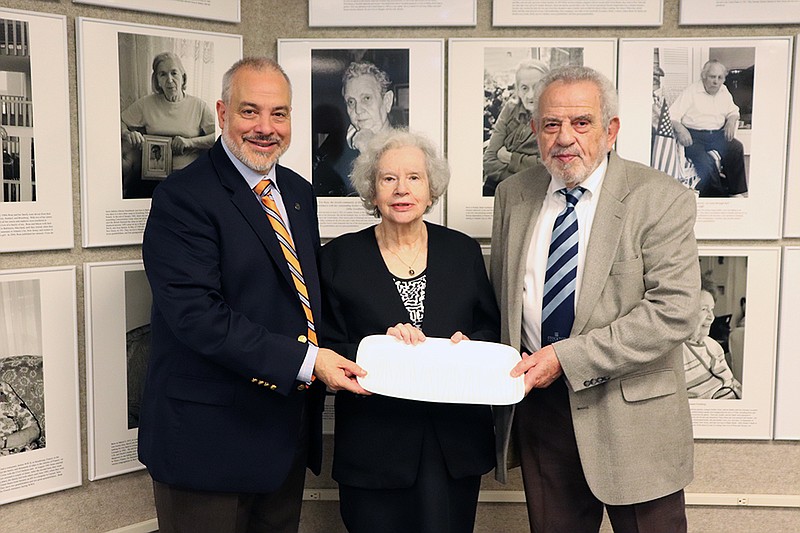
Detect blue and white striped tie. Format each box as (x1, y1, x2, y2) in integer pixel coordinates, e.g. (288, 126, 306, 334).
(541, 187, 585, 347)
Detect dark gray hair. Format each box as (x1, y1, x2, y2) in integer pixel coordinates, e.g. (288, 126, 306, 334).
(350, 129, 449, 218)
(221, 57, 292, 104)
(531, 66, 619, 129)
(151, 52, 187, 94)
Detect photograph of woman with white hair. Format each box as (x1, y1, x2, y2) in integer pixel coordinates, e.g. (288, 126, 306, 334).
(683, 274, 742, 399)
(482, 59, 549, 196)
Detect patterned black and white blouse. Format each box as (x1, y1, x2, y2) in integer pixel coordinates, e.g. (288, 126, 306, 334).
(392, 272, 426, 329)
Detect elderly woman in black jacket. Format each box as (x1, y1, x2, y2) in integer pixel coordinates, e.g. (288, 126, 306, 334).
(320, 129, 500, 533)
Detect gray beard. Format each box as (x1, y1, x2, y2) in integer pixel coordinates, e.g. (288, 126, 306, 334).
(542, 142, 609, 188)
(222, 128, 286, 173)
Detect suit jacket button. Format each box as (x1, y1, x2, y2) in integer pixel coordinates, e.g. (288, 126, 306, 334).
(298, 335, 307, 343)
(297, 384, 306, 391)
(270, 384, 277, 390)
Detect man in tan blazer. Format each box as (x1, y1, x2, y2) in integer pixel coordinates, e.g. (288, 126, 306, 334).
(491, 66, 700, 533)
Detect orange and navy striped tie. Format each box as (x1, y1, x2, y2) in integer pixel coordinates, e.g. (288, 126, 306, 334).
(254, 178, 318, 347)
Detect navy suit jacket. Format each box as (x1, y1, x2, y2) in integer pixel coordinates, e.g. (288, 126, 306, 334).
(139, 139, 324, 493)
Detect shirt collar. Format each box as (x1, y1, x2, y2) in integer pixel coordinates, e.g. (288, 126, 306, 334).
(221, 136, 279, 192)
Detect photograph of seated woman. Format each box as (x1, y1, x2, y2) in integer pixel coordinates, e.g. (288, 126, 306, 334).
(319, 129, 500, 533)
(683, 274, 742, 399)
(0, 379, 41, 455)
(482, 59, 549, 196)
(120, 51, 215, 199)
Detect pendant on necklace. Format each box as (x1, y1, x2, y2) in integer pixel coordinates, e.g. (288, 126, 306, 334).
(408, 269, 415, 276)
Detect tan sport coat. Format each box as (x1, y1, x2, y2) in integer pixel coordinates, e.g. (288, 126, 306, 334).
(491, 151, 700, 505)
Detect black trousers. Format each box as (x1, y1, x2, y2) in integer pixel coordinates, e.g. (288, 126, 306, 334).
(514, 378, 688, 533)
(338, 418, 481, 533)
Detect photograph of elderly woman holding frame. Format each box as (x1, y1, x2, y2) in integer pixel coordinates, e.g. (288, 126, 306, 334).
(119, 35, 216, 199)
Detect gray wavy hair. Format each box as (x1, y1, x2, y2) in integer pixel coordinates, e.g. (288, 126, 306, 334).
(349, 129, 449, 218)
(341, 61, 392, 97)
(531, 66, 619, 129)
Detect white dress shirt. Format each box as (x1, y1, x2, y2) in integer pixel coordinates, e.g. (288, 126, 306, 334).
(521, 156, 608, 353)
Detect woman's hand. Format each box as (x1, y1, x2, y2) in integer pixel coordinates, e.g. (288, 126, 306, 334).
(171, 135, 191, 155)
(449, 331, 470, 344)
(122, 130, 144, 148)
(386, 323, 426, 345)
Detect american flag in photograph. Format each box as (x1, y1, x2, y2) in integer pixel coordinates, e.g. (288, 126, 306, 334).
(651, 98, 680, 179)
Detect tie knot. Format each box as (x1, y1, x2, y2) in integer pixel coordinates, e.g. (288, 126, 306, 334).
(254, 178, 273, 197)
(560, 187, 585, 208)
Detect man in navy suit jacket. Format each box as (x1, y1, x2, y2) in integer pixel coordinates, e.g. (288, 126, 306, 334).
(139, 57, 368, 533)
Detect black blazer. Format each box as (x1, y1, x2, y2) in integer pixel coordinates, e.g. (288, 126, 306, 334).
(319, 223, 500, 489)
(139, 139, 325, 493)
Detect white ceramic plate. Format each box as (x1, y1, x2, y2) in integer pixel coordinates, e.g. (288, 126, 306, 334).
(355, 335, 524, 405)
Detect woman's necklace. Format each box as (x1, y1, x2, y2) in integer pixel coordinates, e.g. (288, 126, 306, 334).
(380, 225, 425, 276)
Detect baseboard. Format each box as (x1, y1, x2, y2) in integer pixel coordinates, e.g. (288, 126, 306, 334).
(105, 491, 800, 532)
(106, 519, 159, 533)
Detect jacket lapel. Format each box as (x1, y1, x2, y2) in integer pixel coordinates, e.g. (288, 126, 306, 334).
(211, 142, 295, 289)
(573, 152, 629, 334)
(506, 169, 549, 348)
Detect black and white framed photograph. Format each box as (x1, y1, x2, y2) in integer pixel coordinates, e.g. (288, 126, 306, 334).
(0, 9, 73, 253)
(774, 247, 800, 439)
(0, 266, 80, 504)
(617, 38, 791, 240)
(77, 18, 242, 247)
(84, 261, 150, 480)
(279, 39, 444, 238)
(447, 38, 617, 237)
(141, 134, 173, 180)
(784, 36, 800, 238)
(680, 0, 800, 25)
(309, 0, 476, 26)
(309, 48, 410, 198)
(73, 0, 240, 23)
(688, 246, 780, 440)
(493, 0, 663, 26)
